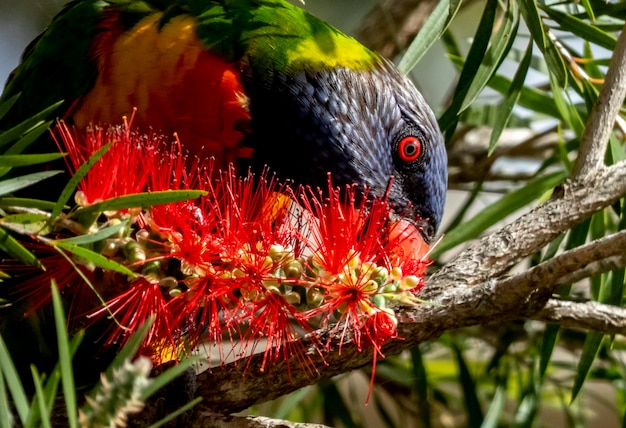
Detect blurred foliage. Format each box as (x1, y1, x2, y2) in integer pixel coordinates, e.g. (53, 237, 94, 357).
(0, 0, 625, 427)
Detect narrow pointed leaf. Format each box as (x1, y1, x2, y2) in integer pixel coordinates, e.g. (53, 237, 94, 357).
(452, 341, 484, 426)
(75, 190, 208, 216)
(55, 219, 128, 245)
(0, 197, 60, 211)
(49, 142, 112, 224)
(0, 153, 65, 167)
(439, 0, 498, 132)
(51, 283, 78, 428)
(460, 1, 520, 112)
(0, 93, 20, 120)
(571, 331, 603, 402)
(398, 0, 462, 73)
(488, 40, 533, 155)
(541, 6, 616, 51)
(0, 369, 13, 428)
(29, 367, 52, 428)
(0, 102, 62, 149)
(0, 226, 40, 265)
(0, 171, 63, 197)
(53, 242, 136, 277)
(0, 335, 29, 424)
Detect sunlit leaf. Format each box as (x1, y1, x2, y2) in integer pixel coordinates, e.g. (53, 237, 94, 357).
(0, 171, 63, 197)
(571, 332, 604, 403)
(74, 190, 208, 217)
(488, 40, 533, 155)
(52, 241, 135, 277)
(398, 0, 462, 74)
(439, 0, 498, 134)
(0, 226, 40, 265)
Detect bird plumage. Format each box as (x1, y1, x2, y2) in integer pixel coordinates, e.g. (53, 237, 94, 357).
(1, 0, 447, 237)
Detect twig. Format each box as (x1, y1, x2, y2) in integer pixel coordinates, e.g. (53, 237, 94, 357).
(533, 299, 626, 335)
(427, 160, 626, 292)
(572, 22, 626, 178)
(496, 230, 626, 292)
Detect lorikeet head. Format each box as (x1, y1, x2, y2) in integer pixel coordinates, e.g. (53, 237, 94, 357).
(240, 60, 447, 243)
(1, 0, 447, 245)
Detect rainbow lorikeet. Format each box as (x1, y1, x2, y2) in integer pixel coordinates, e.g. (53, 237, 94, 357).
(0, 0, 447, 388)
(1, 0, 447, 241)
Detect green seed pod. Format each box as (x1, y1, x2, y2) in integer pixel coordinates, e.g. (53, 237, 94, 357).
(380, 282, 399, 293)
(122, 240, 146, 263)
(141, 260, 161, 277)
(168, 288, 183, 297)
(284, 260, 303, 279)
(159, 276, 178, 290)
(306, 287, 324, 307)
(284, 291, 301, 305)
(370, 294, 386, 309)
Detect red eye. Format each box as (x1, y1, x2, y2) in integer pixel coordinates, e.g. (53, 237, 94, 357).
(398, 136, 422, 162)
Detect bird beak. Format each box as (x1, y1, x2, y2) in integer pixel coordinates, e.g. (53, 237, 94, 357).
(387, 218, 431, 265)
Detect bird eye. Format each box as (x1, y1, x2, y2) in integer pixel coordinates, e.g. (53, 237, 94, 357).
(397, 136, 422, 162)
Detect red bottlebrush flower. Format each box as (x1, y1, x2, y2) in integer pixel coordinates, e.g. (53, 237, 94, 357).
(1, 241, 93, 317)
(361, 308, 399, 404)
(240, 292, 317, 377)
(37, 119, 433, 395)
(87, 277, 179, 361)
(53, 120, 163, 205)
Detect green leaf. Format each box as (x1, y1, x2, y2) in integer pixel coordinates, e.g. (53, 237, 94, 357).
(0, 102, 62, 150)
(452, 340, 484, 426)
(433, 171, 566, 256)
(0, 213, 50, 235)
(145, 397, 202, 428)
(75, 190, 208, 216)
(0, 171, 63, 197)
(488, 40, 533, 155)
(439, 0, 498, 133)
(51, 283, 78, 428)
(0, 334, 30, 424)
(108, 317, 154, 369)
(49, 143, 112, 225)
(550, 74, 585, 136)
(0, 120, 54, 179)
(481, 372, 507, 428)
(0, 197, 61, 211)
(0, 93, 20, 121)
(142, 356, 203, 399)
(460, 0, 520, 112)
(53, 242, 136, 277)
(0, 153, 66, 168)
(571, 331, 603, 403)
(484, 72, 562, 119)
(0, 226, 40, 265)
(55, 219, 128, 246)
(398, 0, 463, 74)
(29, 367, 52, 428)
(410, 347, 431, 428)
(541, 6, 616, 51)
(0, 368, 13, 428)
(520, 0, 568, 86)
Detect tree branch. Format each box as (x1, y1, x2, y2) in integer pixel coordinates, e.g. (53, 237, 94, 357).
(572, 22, 626, 178)
(427, 161, 626, 293)
(533, 299, 626, 335)
(497, 230, 626, 292)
